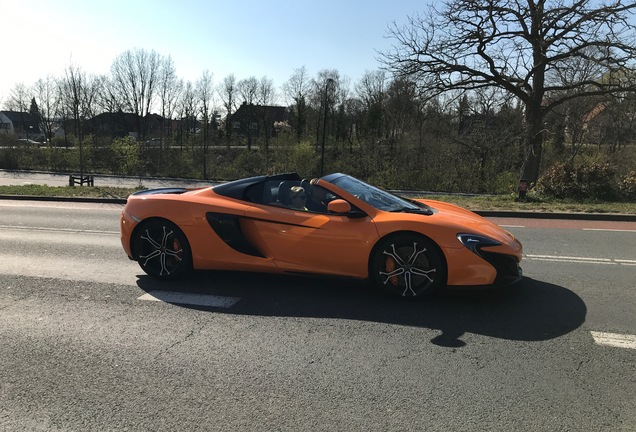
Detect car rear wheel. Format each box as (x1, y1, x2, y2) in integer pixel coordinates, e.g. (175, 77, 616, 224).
(370, 234, 445, 298)
(134, 219, 192, 280)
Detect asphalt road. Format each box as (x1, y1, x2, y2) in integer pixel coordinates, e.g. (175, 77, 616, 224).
(0, 200, 635, 431)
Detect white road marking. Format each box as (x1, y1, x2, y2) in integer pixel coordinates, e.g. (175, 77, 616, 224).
(495, 225, 636, 233)
(583, 228, 636, 233)
(0, 224, 118, 235)
(138, 291, 240, 308)
(0, 200, 123, 210)
(525, 254, 635, 266)
(591, 331, 636, 350)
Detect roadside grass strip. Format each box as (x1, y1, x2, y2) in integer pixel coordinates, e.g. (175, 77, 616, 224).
(526, 254, 636, 266)
(591, 331, 636, 350)
(138, 291, 240, 308)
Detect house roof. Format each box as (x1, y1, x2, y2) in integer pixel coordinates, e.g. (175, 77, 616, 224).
(233, 104, 288, 122)
(0, 111, 38, 123)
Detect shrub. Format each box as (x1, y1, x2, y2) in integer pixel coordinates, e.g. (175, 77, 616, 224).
(536, 162, 578, 198)
(111, 136, 140, 176)
(0, 149, 19, 169)
(491, 171, 520, 194)
(579, 161, 617, 200)
(288, 141, 318, 176)
(618, 171, 636, 200)
(537, 160, 618, 200)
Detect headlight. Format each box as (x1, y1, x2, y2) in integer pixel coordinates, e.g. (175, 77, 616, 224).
(457, 234, 501, 257)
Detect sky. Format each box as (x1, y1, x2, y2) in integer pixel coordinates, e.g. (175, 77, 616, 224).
(0, 0, 426, 108)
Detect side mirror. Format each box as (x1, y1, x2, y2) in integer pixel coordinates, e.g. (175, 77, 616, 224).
(327, 199, 351, 214)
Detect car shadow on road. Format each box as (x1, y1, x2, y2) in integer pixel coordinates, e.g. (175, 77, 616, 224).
(135, 272, 586, 348)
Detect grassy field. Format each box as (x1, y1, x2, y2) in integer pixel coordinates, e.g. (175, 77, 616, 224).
(0, 183, 634, 214)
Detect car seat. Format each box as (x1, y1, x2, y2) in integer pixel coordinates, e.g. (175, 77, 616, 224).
(277, 181, 298, 206)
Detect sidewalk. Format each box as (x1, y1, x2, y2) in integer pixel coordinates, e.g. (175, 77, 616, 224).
(0, 169, 213, 189)
(0, 169, 634, 221)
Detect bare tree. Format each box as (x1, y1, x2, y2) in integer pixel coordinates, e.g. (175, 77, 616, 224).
(5, 83, 30, 111)
(382, 0, 636, 185)
(311, 70, 341, 147)
(110, 48, 164, 140)
(355, 70, 387, 140)
(217, 74, 238, 142)
(385, 78, 420, 147)
(95, 75, 120, 113)
(283, 66, 311, 140)
(197, 70, 214, 178)
(257, 76, 276, 105)
(452, 88, 524, 191)
(256, 76, 278, 153)
(33, 76, 60, 142)
(237, 77, 260, 149)
(176, 81, 197, 149)
(157, 56, 181, 140)
(59, 63, 89, 173)
(237, 77, 259, 105)
(82, 74, 103, 141)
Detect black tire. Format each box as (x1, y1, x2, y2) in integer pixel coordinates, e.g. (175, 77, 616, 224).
(133, 219, 192, 280)
(370, 234, 446, 298)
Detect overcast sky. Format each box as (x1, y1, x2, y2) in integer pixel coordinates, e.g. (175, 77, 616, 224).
(0, 0, 426, 108)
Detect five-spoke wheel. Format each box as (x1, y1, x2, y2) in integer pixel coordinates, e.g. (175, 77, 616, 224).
(370, 234, 445, 298)
(133, 219, 192, 280)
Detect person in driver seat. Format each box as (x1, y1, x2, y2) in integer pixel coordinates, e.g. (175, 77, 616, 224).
(306, 183, 330, 212)
(289, 186, 308, 211)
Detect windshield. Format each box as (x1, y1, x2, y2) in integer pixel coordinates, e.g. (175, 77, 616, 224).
(328, 175, 431, 213)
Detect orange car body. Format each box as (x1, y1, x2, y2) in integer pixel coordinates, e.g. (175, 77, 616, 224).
(120, 173, 522, 289)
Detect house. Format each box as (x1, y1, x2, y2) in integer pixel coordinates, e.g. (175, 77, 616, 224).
(84, 111, 167, 139)
(0, 111, 43, 139)
(231, 103, 289, 138)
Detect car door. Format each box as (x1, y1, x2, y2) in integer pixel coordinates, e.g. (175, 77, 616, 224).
(242, 204, 378, 278)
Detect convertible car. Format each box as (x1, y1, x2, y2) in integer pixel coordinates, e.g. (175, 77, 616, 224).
(120, 173, 523, 298)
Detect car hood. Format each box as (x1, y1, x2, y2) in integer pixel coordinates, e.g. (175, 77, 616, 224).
(416, 199, 517, 244)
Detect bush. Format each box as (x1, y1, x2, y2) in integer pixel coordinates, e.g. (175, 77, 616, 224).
(618, 171, 636, 200)
(537, 160, 618, 200)
(0, 148, 19, 170)
(111, 137, 140, 176)
(491, 171, 520, 194)
(288, 141, 317, 176)
(242, 150, 267, 176)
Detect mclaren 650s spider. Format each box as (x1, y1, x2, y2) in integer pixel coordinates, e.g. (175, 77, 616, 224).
(120, 173, 523, 298)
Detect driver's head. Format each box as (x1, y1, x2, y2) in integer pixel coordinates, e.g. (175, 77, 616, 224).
(289, 186, 306, 206)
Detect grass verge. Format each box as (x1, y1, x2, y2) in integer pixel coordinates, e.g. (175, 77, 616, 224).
(0, 184, 140, 200)
(0, 184, 634, 214)
(419, 193, 636, 214)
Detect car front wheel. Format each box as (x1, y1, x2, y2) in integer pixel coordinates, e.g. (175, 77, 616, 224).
(133, 219, 192, 280)
(370, 234, 445, 298)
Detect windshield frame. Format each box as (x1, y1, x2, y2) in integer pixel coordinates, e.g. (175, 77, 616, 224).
(325, 174, 431, 213)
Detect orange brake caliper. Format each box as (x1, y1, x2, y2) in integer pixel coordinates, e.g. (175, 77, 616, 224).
(385, 256, 398, 286)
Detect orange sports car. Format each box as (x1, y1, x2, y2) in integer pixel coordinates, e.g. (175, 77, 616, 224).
(120, 173, 523, 298)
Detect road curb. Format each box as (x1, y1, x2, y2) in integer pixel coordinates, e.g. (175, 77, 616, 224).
(1, 194, 634, 221)
(0, 195, 127, 205)
(473, 210, 636, 222)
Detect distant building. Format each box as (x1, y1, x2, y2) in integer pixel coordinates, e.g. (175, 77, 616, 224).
(231, 103, 289, 138)
(0, 111, 43, 139)
(84, 111, 167, 139)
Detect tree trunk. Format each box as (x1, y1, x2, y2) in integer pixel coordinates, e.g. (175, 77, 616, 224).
(520, 105, 544, 186)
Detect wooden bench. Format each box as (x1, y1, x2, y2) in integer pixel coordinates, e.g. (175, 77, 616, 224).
(69, 174, 94, 187)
